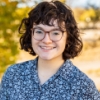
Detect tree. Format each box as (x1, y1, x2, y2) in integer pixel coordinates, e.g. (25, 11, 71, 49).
(0, 0, 31, 73)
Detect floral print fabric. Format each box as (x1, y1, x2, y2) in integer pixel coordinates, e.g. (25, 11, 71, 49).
(0, 57, 100, 100)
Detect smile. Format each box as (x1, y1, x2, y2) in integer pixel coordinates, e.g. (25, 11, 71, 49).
(39, 46, 56, 50)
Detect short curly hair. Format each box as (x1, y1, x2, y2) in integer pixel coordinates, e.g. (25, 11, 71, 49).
(19, 0, 83, 60)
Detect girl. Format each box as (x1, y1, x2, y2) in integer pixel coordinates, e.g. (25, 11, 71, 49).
(0, 1, 100, 100)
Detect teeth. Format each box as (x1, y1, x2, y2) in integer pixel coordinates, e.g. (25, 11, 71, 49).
(40, 46, 55, 50)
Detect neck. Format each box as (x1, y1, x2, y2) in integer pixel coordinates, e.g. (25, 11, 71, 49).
(37, 56, 64, 85)
(38, 56, 64, 72)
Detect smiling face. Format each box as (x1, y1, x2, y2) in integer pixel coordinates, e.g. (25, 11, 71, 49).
(31, 20, 67, 61)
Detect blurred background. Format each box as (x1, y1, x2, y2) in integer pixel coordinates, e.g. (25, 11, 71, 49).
(0, 0, 100, 91)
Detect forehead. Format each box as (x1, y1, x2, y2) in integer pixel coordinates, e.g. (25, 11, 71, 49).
(33, 20, 65, 30)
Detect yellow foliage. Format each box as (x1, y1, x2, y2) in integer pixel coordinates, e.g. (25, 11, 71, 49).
(13, 7, 31, 17)
(79, 8, 96, 22)
(59, 0, 66, 3)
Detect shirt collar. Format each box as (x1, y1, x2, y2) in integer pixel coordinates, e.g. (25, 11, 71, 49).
(58, 60, 75, 81)
(31, 57, 75, 82)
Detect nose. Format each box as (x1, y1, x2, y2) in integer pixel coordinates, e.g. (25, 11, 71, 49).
(42, 33, 52, 44)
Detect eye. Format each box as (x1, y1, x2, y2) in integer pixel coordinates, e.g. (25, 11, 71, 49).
(54, 32, 60, 35)
(35, 29, 43, 34)
(52, 31, 61, 35)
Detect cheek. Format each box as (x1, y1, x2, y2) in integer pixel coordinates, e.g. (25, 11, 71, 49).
(57, 39, 66, 53)
(31, 38, 34, 48)
(31, 38, 38, 50)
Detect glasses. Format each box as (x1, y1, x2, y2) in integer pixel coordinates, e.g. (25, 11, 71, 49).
(32, 28, 64, 42)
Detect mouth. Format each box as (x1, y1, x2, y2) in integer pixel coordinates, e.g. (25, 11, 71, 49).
(39, 46, 56, 50)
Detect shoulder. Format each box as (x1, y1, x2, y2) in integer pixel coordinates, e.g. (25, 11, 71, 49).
(73, 66, 100, 99)
(63, 60, 95, 86)
(71, 65, 93, 84)
(61, 60, 100, 99)
(61, 60, 94, 85)
(67, 63, 96, 89)
(7, 59, 35, 73)
(60, 60, 100, 96)
(1, 58, 37, 82)
(66, 61, 100, 99)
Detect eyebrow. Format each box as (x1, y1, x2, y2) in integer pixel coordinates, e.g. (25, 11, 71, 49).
(33, 26, 61, 31)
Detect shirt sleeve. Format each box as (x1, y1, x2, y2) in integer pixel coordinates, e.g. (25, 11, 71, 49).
(0, 65, 15, 100)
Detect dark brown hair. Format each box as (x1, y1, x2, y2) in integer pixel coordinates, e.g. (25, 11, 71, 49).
(19, 0, 83, 60)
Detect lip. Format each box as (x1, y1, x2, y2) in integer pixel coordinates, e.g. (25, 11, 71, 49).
(39, 46, 56, 51)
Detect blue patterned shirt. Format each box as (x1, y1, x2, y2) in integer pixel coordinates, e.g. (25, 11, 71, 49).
(0, 57, 100, 100)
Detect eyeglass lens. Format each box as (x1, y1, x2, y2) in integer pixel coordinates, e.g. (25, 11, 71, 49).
(33, 28, 63, 41)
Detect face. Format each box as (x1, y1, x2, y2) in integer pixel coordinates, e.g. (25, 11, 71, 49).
(31, 20, 67, 61)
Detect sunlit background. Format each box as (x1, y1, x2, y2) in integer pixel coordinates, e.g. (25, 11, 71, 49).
(0, 0, 100, 91)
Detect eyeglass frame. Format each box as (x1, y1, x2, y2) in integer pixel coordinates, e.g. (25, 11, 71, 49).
(31, 27, 65, 42)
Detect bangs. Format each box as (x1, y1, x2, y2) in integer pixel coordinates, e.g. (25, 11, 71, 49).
(28, 1, 65, 29)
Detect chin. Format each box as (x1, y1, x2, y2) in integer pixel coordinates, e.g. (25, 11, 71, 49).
(40, 55, 54, 60)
